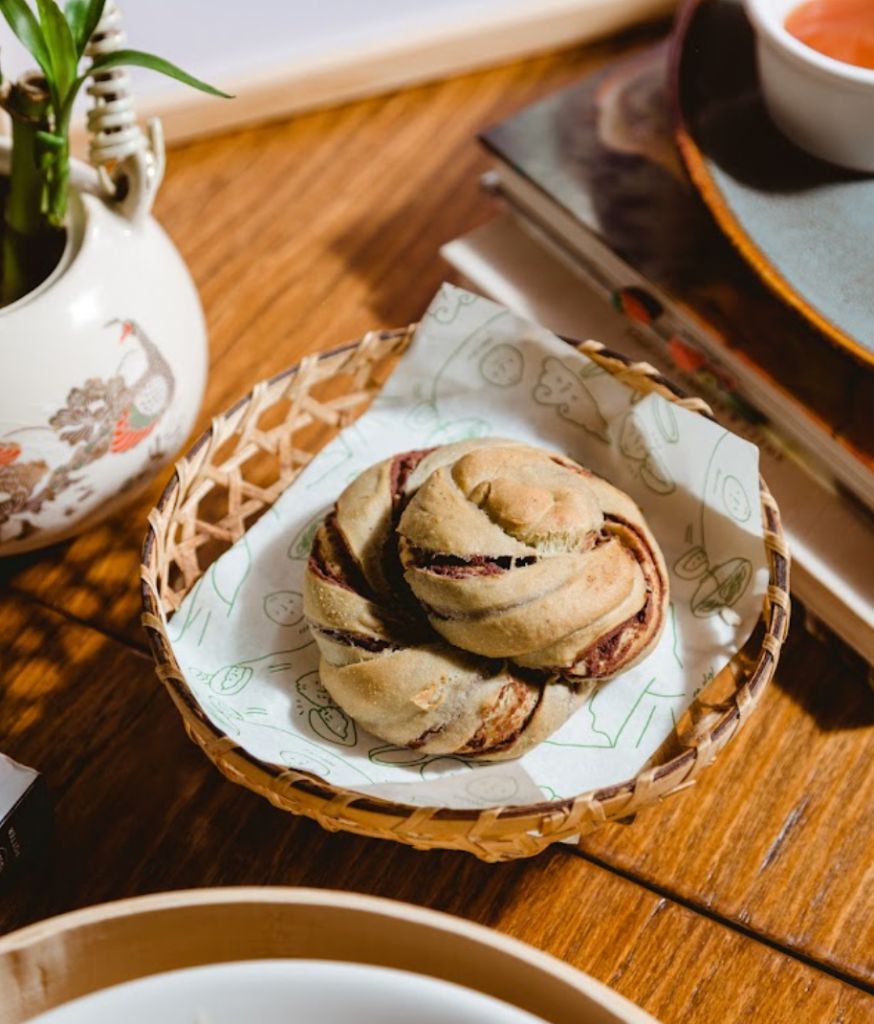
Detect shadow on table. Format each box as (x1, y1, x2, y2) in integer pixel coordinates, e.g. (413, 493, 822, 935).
(0, 472, 169, 649)
(1, 594, 552, 938)
(770, 601, 874, 732)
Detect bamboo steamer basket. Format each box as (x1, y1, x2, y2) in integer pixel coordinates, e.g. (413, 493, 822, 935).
(140, 327, 790, 862)
(0, 888, 661, 1023)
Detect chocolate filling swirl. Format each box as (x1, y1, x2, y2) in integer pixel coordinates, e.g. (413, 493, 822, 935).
(303, 440, 669, 760)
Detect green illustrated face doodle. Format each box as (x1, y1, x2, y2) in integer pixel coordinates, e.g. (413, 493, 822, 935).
(674, 545, 709, 580)
(295, 669, 357, 747)
(691, 558, 753, 617)
(207, 647, 312, 696)
(479, 343, 524, 387)
(204, 696, 244, 735)
(279, 749, 335, 778)
(368, 745, 470, 776)
(619, 416, 675, 495)
(533, 357, 609, 442)
(369, 745, 431, 766)
(722, 474, 752, 522)
(464, 774, 520, 802)
(287, 509, 328, 560)
(428, 286, 478, 324)
(420, 756, 471, 779)
(426, 418, 492, 445)
(208, 662, 253, 696)
(640, 456, 674, 495)
(619, 416, 649, 461)
(406, 401, 439, 430)
(653, 399, 679, 443)
(263, 590, 304, 627)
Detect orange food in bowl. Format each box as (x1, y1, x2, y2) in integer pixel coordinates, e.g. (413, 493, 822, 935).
(786, 0, 874, 70)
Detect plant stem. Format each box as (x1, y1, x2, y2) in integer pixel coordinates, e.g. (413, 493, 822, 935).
(1, 73, 65, 307)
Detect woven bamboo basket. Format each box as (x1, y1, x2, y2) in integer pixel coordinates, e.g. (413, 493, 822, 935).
(140, 326, 790, 862)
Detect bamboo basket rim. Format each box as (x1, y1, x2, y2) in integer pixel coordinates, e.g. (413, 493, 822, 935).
(140, 325, 791, 860)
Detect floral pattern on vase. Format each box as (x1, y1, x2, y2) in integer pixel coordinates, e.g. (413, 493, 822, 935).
(0, 319, 176, 542)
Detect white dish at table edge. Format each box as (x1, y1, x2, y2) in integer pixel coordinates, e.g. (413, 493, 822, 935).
(25, 960, 547, 1024)
(0, 888, 661, 1024)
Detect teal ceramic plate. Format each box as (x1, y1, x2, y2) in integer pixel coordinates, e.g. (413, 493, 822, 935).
(670, 0, 874, 367)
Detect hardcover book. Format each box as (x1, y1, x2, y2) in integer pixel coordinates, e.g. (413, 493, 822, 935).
(0, 753, 50, 890)
(479, 44, 874, 509)
(441, 213, 874, 663)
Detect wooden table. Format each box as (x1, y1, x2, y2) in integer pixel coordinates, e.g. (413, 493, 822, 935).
(2, 21, 872, 1023)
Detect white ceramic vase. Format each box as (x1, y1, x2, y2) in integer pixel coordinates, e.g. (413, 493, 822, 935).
(0, 138, 207, 556)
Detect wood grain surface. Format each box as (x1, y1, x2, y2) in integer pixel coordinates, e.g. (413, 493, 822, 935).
(1, 597, 871, 1024)
(1, 21, 872, 1021)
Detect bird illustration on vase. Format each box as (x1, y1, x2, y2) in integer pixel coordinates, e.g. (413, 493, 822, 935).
(0, 442, 21, 467)
(1, 319, 177, 537)
(109, 318, 176, 454)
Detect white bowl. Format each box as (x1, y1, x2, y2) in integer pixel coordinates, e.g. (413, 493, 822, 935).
(25, 960, 547, 1024)
(743, 0, 874, 171)
(0, 888, 661, 1024)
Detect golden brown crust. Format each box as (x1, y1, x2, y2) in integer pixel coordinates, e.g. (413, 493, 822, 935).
(303, 439, 669, 759)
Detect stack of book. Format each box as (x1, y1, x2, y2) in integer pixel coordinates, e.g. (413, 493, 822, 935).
(442, 45, 874, 664)
(0, 753, 49, 890)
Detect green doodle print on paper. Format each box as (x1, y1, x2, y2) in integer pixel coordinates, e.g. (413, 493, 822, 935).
(295, 669, 357, 746)
(263, 590, 304, 627)
(304, 433, 356, 490)
(276, 742, 373, 784)
(695, 667, 716, 699)
(368, 744, 439, 767)
(203, 695, 244, 736)
(463, 773, 522, 803)
(279, 748, 338, 779)
(287, 507, 329, 560)
(669, 602, 683, 669)
(618, 416, 674, 494)
(202, 658, 357, 750)
(673, 431, 752, 620)
(426, 287, 479, 324)
(200, 702, 373, 782)
(210, 535, 251, 616)
(675, 549, 753, 619)
(426, 417, 492, 446)
(546, 677, 685, 753)
(406, 309, 511, 430)
(168, 576, 212, 647)
(653, 398, 680, 443)
(617, 397, 678, 495)
(368, 743, 471, 777)
(200, 695, 371, 792)
(722, 474, 752, 522)
(537, 785, 562, 802)
(533, 357, 609, 443)
(206, 645, 314, 696)
(479, 343, 524, 387)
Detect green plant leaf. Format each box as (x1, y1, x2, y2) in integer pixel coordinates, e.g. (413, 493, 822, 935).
(36, 0, 76, 97)
(0, 0, 52, 79)
(63, 0, 104, 57)
(89, 47, 232, 97)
